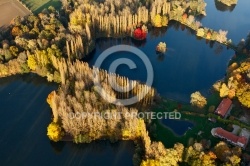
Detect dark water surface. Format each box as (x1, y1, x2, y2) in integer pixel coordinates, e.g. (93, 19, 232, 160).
(88, 23, 234, 102)
(161, 118, 195, 136)
(201, 0, 250, 42)
(0, 75, 134, 166)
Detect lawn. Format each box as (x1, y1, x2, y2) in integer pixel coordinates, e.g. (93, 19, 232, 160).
(151, 109, 227, 148)
(151, 96, 250, 155)
(21, 0, 61, 13)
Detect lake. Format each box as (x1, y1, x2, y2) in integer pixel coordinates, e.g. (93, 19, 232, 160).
(201, 0, 250, 43)
(161, 118, 194, 136)
(0, 75, 135, 166)
(88, 21, 234, 102)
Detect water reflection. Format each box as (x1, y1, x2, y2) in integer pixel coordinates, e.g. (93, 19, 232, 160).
(50, 141, 66, 154)
(0, 75, 135, 166)
(214, 0, 236, 12)
(202, 0, 250, 42)
(87, 21, 234, 102)
(0, 74, 57, 87)
(157, 53, 165, 62)
(149, 27, 168, 38)
(131, 38, 147, 47)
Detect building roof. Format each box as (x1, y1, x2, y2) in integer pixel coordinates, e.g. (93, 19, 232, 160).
(238, 136, 248, 145)
(215, 98, 232, 117)
(214, 128, 248, 147)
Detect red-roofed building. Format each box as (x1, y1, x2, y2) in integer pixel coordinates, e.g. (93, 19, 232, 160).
(211, 127, 248, 149)
(214, 98, 233, 118)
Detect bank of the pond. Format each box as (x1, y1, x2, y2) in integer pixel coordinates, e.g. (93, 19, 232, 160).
(152, 92, 250, 150)
(160, 118, 195, 137)
(152, 105, 228, 148)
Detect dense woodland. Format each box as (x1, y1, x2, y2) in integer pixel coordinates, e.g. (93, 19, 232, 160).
(213, 58, 250, 108)
(0, 0, 249, 165)
(0, 0, 232, 78)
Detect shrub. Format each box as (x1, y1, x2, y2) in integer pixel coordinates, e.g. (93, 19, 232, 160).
(47, 122, 64, 142)
(208, 105, 215, 113)
(4, 50, 13, 61)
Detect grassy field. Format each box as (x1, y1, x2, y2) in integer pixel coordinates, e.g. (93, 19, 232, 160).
(151, 96, 250, 154)
(0, 0, 31, 26)
(21, 0, 61, 13)
(151, 101, 227, 148)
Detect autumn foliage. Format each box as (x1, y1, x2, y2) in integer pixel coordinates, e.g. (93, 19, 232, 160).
(182, 13, 188, 22)
(47, 122, 64, 142)
(190, 91, 207, 108)
(216, 60, 250, 108)
(46, 91, 55, 107)
(133, 26, 147, 40)
(152, 14, 162, 27)
(11, 26, 22, 37)
(207, 31, 212, 39)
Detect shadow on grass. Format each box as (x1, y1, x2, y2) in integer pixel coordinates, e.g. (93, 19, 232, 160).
(151, 97, 227, 148)
(33, 0, 61, 14)
(152, 113, 225, 148)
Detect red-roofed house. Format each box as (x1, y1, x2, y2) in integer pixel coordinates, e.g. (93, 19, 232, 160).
(211, 127, 248, 149)
(214, 98, 233, 118)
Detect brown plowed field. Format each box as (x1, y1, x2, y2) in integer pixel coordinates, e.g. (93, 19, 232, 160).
(0, 0, 31, 26)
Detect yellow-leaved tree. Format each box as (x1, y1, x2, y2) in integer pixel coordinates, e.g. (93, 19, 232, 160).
(121, 129, 131, 140)
(201, 151, 217, 166)
(153, 14, 162, 27)
(47, 91, 55, 107)
(197, 28, 205, 37)
(47, 122, 64, 142)
(161, 15, 169, 26)
(236, 84, 250, 108)
(220, 83, 229, 97)
(226, 155, 241, 166)
(140, 159, 160, 166)
(228, 89, 236, 99)
(27, 55, 37, 70)
(190, 91, 207, 108)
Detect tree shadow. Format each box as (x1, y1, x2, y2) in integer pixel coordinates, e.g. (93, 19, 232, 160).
(34, 0, 62, 14)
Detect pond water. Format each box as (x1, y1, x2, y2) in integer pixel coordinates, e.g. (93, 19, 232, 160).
(0, 75, 134, 166)
(88, 22, 234, 102)
(161, 118, 194, 136)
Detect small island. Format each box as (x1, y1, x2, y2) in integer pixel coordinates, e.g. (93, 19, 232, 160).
(156, 42, 167, 53)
